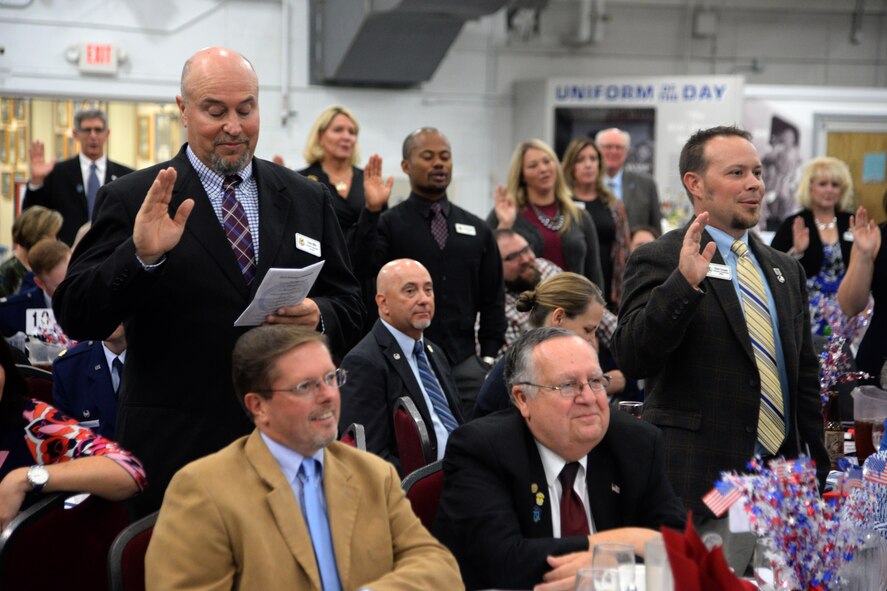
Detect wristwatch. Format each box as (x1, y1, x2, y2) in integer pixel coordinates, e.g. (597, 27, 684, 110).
(27, 465, 49, 493)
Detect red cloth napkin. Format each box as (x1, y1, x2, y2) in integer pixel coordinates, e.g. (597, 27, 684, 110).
(661, 513, 757, 591)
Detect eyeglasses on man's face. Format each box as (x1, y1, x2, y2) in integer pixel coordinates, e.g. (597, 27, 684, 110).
(503, 245, 532, 263)
(77, 126, 107, 135)
(257, 368, 347, 398)
(516, 375, 611, 397)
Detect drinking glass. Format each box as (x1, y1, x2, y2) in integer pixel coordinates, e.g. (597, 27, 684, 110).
(592, 542, 636, 591)
(644, 537, 673, 591)
(575, 566, 620, 591)
(618, 401, 643, 418)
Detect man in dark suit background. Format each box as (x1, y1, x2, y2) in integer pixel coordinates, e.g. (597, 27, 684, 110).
(339, 258, 463, 474)
(52, 47, 363, 516)
(595, 127, 662, 232)
(613, 125, 828, 571)
(23, 109, 134, 245)
(364, 128, 506, 416)
(434, 327, 684, 591)
(52, 324, 126, 439)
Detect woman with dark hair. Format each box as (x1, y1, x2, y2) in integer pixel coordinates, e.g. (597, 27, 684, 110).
(561, 138, 631, 308)
(838, 196, 887, 385)
(0, 339, 146, 529)
(772, 157, 856, 335)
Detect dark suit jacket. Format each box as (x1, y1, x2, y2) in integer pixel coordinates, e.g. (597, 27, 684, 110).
(0, 286, 44, 338)
(23, 156, 134, 245)
(52, 145, 363, 515)
(433, 408, 685, 590)
(51, 340, 118, 439)
(770, 209, 853, 279)
(339, 319, 463, 474)
(621, 170, 662, 231)
(613, 224, 829, 516)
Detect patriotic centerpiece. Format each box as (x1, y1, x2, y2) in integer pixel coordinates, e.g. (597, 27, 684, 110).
(704, 456, 862, 590)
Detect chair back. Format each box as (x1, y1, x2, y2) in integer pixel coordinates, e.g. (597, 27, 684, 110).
(401, 460, 444, 530)
(393, 396, 434, 475)
(340, 423, 367, 450)
(108, 511, 158, 591)
(0, 493, 130, 589)
(16, 364, 53, 404)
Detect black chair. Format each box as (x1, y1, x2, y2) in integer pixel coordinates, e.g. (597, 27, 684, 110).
(108, 511, 159, 591)
(15, 363, 53, 404)
(402, 460, 444, 530)
(0, 492, 130, 589)
(393, 397, 434, 476)
(340, 422, 367, 450)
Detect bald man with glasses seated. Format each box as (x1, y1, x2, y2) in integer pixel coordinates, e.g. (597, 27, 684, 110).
(433, 327, 684, 591)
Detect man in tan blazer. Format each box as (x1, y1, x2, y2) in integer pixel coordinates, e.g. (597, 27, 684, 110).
(146, 325, 462, 590)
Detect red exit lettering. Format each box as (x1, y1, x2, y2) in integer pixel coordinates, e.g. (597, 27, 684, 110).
(85, 44, 113, 65)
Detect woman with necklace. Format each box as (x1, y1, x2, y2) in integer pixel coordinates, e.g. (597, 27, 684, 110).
(299, 106, 392, 334)
(771, 157, 855, 335)
(298, 105, 388, 236)
(487, 139, 604, 290)
(561, 138, 631, 309)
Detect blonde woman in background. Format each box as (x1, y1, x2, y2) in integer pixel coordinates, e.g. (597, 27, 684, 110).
(488, 139, 604, 289)
(771, 157, 855, 335)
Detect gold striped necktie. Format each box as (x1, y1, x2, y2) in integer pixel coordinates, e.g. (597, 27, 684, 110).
(731, 239, 785, 455)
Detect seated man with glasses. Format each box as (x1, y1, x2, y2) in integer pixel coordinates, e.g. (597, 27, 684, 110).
(434, 327, 684, 591)
(147, 324, 462, 590)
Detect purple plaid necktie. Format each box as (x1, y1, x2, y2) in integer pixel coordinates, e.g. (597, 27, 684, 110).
(221, 175, 255, 284)
(430, 202, 448, 250)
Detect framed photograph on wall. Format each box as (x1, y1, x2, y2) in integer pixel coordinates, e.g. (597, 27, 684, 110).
(0, 129, 7, 163)
(0, 98, 8, 123)
(1, 172, 11, 200)
(55, 102, 69, 128)
(12, 99, 25, 121)
(15, 129, 27, 163)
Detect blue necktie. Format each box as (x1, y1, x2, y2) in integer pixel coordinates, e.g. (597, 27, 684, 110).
(413, 340, 459, 432)
(297, 458, 341, 591)
(111, 356, 123, 394)
(87, 162, 100, 217)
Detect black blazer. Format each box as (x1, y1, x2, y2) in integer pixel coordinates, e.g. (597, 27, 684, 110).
(433, 407, 685, 590)
(23, 156, 134, 245)
(770, 209, 853, 279)
(52, 145, 363, 516)
(613, 224, 829, 515)
(339, 319, 463, 474)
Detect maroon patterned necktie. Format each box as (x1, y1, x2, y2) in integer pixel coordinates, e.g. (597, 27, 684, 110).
(221, 175, 255, 284)
(430, 202, 448, 250)
(559, 462, 590, 536)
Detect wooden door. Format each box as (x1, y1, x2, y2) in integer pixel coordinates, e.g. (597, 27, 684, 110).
(827, 131, 887, 223)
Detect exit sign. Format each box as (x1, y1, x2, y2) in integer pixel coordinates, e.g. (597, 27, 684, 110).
(78, 43, 118, 75)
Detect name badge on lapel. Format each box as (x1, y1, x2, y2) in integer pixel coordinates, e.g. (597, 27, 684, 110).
(706, 263, 732, 280)
(455, 223, 476, 236)
(295, 233, 321, 257)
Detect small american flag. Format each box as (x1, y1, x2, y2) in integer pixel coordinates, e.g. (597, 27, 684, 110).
(864, 456, 887, 487)
(702, 480, 742, 517)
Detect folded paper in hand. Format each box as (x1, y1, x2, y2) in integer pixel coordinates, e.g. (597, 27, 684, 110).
(234, 261, 325, 326)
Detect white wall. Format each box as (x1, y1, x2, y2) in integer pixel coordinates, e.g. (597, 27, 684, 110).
(1, 0, 885, 218)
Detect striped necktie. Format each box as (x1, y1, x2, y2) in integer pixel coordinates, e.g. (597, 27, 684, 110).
(731, 239, 784, 455)
(413, 340, 459, 432)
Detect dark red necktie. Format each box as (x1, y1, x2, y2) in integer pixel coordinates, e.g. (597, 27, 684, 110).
(559, 462, 589, 536)
(429, 202, 448, 250)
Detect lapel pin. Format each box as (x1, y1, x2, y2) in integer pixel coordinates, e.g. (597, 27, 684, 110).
(94, 364, 102, 371)
(773, 268, 785, 283)
(427, 344, 434, 353)
(83, 409, 91, 418)
(536, 492, 545, 506)
(611, 483, 620, 494)
(531, 483, 538, 493)
(532, 506, 542, 523)
(393, 353, 401, 360)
